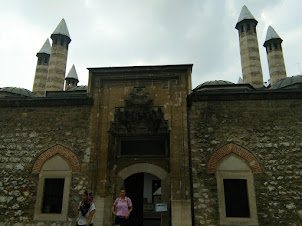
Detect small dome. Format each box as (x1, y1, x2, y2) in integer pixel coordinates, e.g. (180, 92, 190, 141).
(0, 87, 37, 97)
(194, 80, 234, 90)
(270, 75, 302, 89)
(67, 85, 87, 91)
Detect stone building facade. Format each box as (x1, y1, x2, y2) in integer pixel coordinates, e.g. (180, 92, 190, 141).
(188, 88, 302, 225)
(0, 5, 302, 226)
(0, 97, 93, 224)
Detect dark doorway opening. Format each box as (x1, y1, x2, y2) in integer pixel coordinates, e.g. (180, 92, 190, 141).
(125, 173, 161, 226)
(223, 179, 250, 217)
(125, 173, 144, 225)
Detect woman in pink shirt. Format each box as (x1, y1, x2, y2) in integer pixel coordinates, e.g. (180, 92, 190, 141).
(112, 188, 133, 226)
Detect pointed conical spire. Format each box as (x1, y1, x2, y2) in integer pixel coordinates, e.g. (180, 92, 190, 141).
(236, 5, 257, 28)
(37, 39, 51, 55)
(51, 18, 71, 39)
(237, 77, 243, 84)
(65, 65, 79, 81)
(265, 26, 282, 42)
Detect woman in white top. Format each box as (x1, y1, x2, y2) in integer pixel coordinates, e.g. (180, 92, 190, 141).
(77, 191, 96, 226)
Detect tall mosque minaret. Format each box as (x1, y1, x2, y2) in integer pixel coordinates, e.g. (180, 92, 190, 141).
(32, 39, 51, 96)
(235, 6, 263, 88)
(263, 26, 287, 85)
(45, 19, 71, 93)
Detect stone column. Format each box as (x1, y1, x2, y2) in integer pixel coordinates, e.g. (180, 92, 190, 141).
(236, 6, 263, 88)
(45, 35, 70, 92)
(45, 19, 71, 93)
(263, 26, 287, 85)
(32, 39, 51, 96)
(33, 53, 50, 96)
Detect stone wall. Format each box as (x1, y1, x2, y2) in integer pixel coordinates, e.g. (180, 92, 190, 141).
(189, 92, 302, 225)
(0, 99, 93, 225)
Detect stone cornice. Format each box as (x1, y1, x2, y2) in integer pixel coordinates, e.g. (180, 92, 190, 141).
(88, 64, 193, 74)
(188, 89, 302, 106)
(0, 96, 93, 107)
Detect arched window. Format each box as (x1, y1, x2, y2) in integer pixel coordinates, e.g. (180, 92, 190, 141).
(34, 155, 72, 221)
(216, 154, 258, 225)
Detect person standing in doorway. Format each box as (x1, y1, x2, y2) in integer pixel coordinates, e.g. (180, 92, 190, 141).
(112, 187, 133, 226)
(77, 191, 96, 226)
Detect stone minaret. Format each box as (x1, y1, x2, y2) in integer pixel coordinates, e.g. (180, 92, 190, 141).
(235, 6, 263, 88)
(263, 26, 287, 85)
(32, 39, 51, 96)
(45, 19, 71, 93)
(65, 65, 79, 90)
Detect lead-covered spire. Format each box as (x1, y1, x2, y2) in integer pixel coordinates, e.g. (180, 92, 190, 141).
(66, 65, 79, 81)
(51, 18, 71, 39)
(65, 65, 79, 90)
(37, 38, 51, 55)
(265, 26, 282, 43)
(236, 5, 257, 29)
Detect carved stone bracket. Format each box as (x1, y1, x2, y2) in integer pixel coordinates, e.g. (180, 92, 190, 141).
(110, 87, 169, 136)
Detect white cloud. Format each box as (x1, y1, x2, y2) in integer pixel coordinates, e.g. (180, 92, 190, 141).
(0, 0, 301, 90)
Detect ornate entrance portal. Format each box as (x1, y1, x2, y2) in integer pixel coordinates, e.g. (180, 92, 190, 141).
(89, 65, 193, 226)
(109, 88, 171, 225)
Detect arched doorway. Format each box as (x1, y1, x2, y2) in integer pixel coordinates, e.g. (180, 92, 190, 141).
(117, 163, 169, 226)
(125, 173, 162, 226)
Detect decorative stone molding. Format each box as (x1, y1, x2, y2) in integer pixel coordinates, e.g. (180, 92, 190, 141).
(110, 87, 169, 136)
(207, 143, 261, 174)
(32, 145, 80, 173)
(118, 163, 168, 180)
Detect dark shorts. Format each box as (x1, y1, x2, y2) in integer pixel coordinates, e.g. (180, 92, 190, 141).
(77, 224, 93, 226)
(115, 216, 128, 226)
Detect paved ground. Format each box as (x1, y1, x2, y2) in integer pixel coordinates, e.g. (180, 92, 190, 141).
(143, 219, 161, 226)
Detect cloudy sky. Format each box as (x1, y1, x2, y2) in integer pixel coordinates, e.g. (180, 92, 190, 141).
(0, 0, 301, 90)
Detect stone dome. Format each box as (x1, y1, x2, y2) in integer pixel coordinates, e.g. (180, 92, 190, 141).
(194, 80, 234, 91)
(270, 75, 302, 89)
(0, 87, 37, 97)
